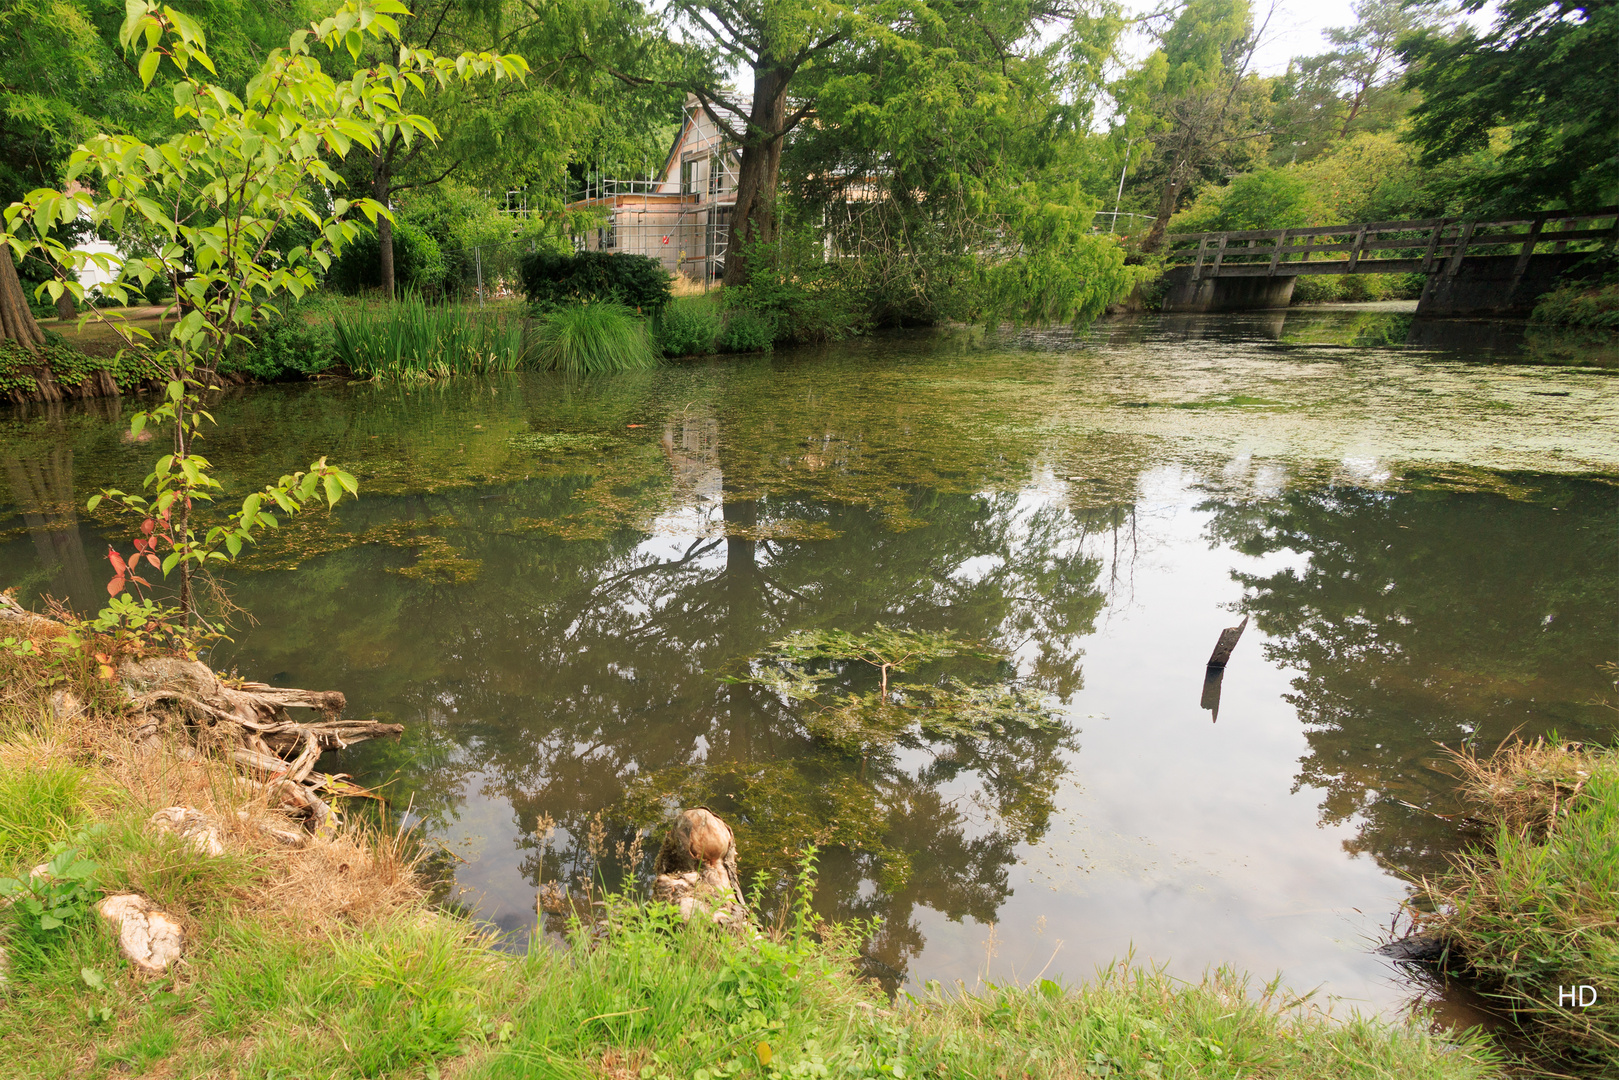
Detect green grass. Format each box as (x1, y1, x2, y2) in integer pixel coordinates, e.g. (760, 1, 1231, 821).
(0, 677, 1502, 1080)
(1420, 738, 1619, 1068)
(0, 761, 91, 873)
(332, 293, 528, 379)
(533, 301, 662, 374)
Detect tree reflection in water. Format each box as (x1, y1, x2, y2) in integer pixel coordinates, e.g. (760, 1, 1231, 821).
(1203, 477, 1617, 881)
(289, 402, 1123, 984)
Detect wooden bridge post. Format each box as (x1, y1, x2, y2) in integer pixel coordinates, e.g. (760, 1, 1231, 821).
(1267, 230, 1289, 276)
(1420, 218, 1447, 273)
(1191, 236, 1209, 280)
(1345, 224, 1369, 273)
(1443, 220, 1477, 279)
(1301, 234, 1314, 263)
(1210, 234, 1229, 276)
(1507, 217, 1546, 299)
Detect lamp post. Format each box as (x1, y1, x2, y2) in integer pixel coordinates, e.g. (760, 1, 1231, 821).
(1110, 138, 1136, 234)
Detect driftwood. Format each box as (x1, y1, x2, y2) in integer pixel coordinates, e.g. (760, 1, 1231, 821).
(651, 808, 748, 925)
(1, 593, 401, 833)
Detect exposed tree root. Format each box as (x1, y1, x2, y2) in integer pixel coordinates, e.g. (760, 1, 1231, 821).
(1, 594, 402, 834)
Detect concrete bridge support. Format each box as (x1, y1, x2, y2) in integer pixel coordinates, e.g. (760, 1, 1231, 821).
(1160, 267, 1296, 313)
(1415, 251, 1592, 316)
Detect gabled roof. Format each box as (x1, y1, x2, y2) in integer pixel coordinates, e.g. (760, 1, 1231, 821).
(658, 95, 753, 183)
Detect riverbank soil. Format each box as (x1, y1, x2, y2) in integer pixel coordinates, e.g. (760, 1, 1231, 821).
(1414, 736, 1619, 1073)
(0, 641, 1503, 1078)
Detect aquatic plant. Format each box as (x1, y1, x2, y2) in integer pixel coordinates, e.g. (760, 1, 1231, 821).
(725, 625, 1063, 753)
(531, 301, 660, 374)
(332, 294, 528, 379)
(718, 304, 777, 353)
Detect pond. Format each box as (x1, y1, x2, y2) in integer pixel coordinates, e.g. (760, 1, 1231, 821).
(2, 307, 1615, 1022)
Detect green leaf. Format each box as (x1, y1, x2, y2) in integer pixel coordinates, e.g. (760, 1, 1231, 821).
(39, 913, 64, 931)
(137, 49, 160, 88)
(322, 473, 341, 506)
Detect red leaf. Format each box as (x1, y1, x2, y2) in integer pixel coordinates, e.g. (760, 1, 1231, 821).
(107, 547, 127, 575)
(107, 575, 124, 597)
(141, 518, 156, 536)
(145, 554, 161, 569)
(128, 574, 151, 588)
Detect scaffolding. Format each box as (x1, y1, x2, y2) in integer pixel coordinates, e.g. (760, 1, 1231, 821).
(565, 98, 744, 286)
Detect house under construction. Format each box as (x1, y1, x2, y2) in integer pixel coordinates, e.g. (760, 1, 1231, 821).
(567, 95, 746, 284)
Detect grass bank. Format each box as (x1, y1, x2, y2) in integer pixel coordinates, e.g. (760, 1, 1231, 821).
(1415, 733, 1619, 1073)
(0, 640, 1502, 1080)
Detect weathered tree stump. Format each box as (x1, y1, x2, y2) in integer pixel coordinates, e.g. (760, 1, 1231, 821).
(651, 808, 749, 926)
(97, 894, 184, 975)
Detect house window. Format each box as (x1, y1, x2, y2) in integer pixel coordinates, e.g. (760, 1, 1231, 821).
(681, 159, 696, 197)
(709, 155, 723, 196)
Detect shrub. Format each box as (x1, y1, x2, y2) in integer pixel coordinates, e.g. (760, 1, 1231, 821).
(655, 296, 722, 356)
(222, 297, 338, 381)
(518, 251, 672, 314)
(532, 302, 660, 374)
(326, 220, 450, 295)
(1532, 282, 1619, 329)
(718, 305, 777, 354)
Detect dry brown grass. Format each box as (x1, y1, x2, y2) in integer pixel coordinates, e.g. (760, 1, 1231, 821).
(670, 273, 716, 298)
(1444, 734, 1601, 835)
(0, 650, 424, 936)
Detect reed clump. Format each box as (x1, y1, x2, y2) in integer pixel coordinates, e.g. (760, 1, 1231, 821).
(532, 301, 661, 374)
(1418, 735, 1619, 1067)
(332, 293, 528, 379)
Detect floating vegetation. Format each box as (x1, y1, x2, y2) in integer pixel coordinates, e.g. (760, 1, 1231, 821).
(724, 625, 1066, 755)
(507, 431, 619, 455)
(1171, 395, 1288, 409)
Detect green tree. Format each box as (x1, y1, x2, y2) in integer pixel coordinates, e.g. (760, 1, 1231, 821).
(1400, 0, 1619, 212)
(343, 0, 632, 296)
(1169, 166, 1321, 233)
(1129, 0, 1275, 252)
(1268, 0, 1444, 164)
(3, 0, 526, 621)
(760, 0, 1135, 326)
(0, 0, 319, 348)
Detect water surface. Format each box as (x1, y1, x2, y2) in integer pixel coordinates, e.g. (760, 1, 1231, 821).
(1, 308, 1614, 1019)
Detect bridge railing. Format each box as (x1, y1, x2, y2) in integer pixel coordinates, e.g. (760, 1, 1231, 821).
(1163, 209, 1618, 280)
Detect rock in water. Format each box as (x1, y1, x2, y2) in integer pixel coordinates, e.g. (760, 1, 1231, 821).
(98, 894, 183, 975)
(652, 808, 748, 925)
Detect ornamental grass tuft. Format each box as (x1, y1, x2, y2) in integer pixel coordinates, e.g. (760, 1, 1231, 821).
(332, 293, 528, 379)
(532, 301, 661, 374)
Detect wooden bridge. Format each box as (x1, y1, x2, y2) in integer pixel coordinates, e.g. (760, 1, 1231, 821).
(1159, 208, 1618, 315)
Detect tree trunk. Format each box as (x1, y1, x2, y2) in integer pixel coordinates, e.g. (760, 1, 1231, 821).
(1139, 172, 1186, 254)
(0, 252, 45, 353)
(371, 152, 395, 298)
(722, 68, 789, 288)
